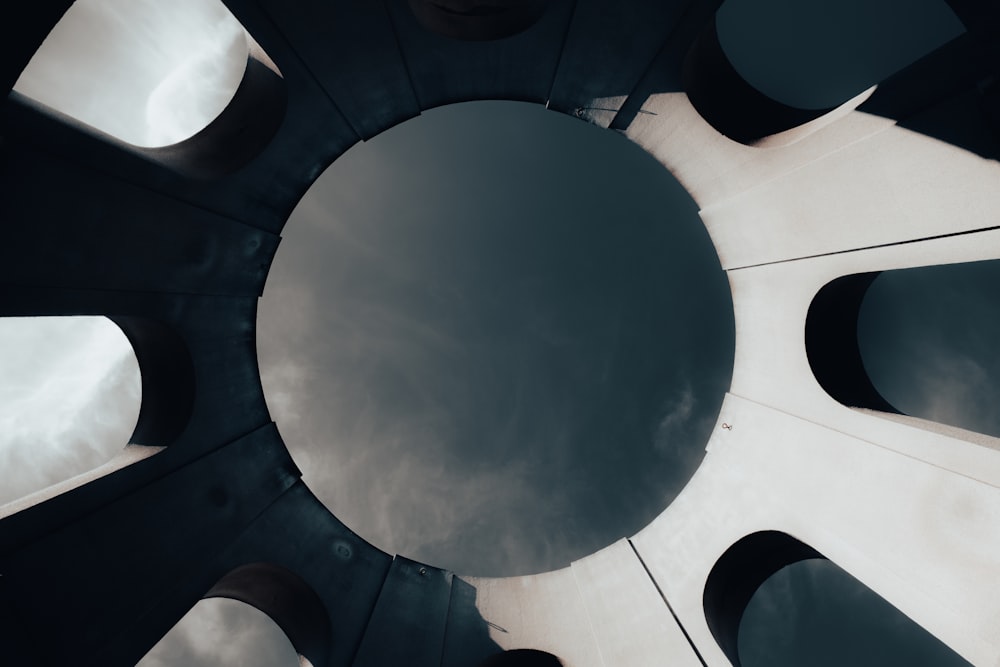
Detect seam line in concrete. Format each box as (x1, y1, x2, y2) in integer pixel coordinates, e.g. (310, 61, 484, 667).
(254, 3, 365, 143)
(726, 223, 1000, 272)
(543, 0, 580, 106)
(726, 391, 1000, 490)
(19, 134, 284, 235)
(609, 0, 701, 131)
(698, 115, 894, 214)
(627, 538, 708, 667)
(381, 0, 424, 113)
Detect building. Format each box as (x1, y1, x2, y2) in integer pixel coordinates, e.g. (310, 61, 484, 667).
(2, 1, 999, 665)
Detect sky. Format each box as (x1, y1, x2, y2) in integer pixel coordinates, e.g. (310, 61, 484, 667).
(2, 0, 992, 665)
(256, 100, 732, 578)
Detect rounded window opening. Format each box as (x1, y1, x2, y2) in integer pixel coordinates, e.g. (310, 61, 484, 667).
(739, 559, 970, 667)
(136, 598, 301, 667)
(807, 259, 1000, 444)
(716, 0, 964, 110)
(258, 100, 734, 577)
(0, 316, 142, 513)
(857, 259, 1000, 439)
(14, 0, 251, 147)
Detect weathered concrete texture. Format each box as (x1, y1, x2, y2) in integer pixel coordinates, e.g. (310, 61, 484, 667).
(2, 0, 1000, 666)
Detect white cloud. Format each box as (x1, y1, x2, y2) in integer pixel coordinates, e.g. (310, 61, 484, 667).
(15, 0, 247, 146)
(137, 598, 299, 667)
(0, 317, 140, 506)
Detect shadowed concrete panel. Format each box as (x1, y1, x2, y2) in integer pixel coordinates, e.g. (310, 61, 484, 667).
(352, 556, 453, 667)
(682, 15, 833, 144)
(804, 273, 898, 413)
(0, 423, 299, 666)
(109, 315, 196, 447)
(407, 0, 548, 42)
(609, 0, 722, 131)
(260, 0, 420, 141)
(860, 34, 1000, 161)
(0, 144, 279, 296)
(702, 531, 822, 667)
(383, 0, 577, 108)
(213, 482, 394, 667)
(546, 0, 692, 124)
(442, 577, 505, 667)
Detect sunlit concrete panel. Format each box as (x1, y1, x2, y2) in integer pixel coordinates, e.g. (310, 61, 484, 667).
(724, 227, 1000, 484)
(622, 89, 1000, 270)
(468, 568, 603, 667)
(699, 122, 1000, 267)
(571, 539, 702, 667)
(633, 393, 1000, 667)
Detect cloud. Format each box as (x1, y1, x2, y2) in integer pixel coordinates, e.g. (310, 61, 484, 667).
(738, 559, 970, 667)
(0, 317, 140, 506)
(653, 384, 696, 454)
(858, 260, 1000, 439)
(15, 0, 247, 146)
(136, 599, 299, 667)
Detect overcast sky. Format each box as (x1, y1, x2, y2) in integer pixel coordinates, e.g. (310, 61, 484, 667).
(257, 100, 731, 578)
(3, 0, 990, 665)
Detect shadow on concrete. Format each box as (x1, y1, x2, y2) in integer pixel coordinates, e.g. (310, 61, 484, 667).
(805, 273, 899, 414)
(702, 531, 823, 667)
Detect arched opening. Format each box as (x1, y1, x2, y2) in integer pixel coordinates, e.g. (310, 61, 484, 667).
(12, 0, 286, 177)
(0, 316, 144, 514)
(716, 0, 964, 110)
(686, 0, 964, 144)
(138, 563, 330, 667)
(738, 559, 970, 667)
(704, 531, 970, 667)
(857, 259, 1000, 439)
(806, 273, 898, 414)
(14, 0, 249, 147)
(807, 260, 1000, 442)
(136, 598, 303, 667)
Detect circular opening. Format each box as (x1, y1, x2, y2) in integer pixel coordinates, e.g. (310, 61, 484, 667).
(258, 101, 734, 576)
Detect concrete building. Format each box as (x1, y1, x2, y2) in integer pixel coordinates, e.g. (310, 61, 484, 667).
(2, 1, 999, 665)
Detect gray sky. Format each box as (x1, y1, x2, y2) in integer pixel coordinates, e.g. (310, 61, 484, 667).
(859, 262, 1000, 439)
(0, 317, 139, 507)
(739, 559, 971, 666)
(257, 100, 732, 578)
(3, 0, 989, 665)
